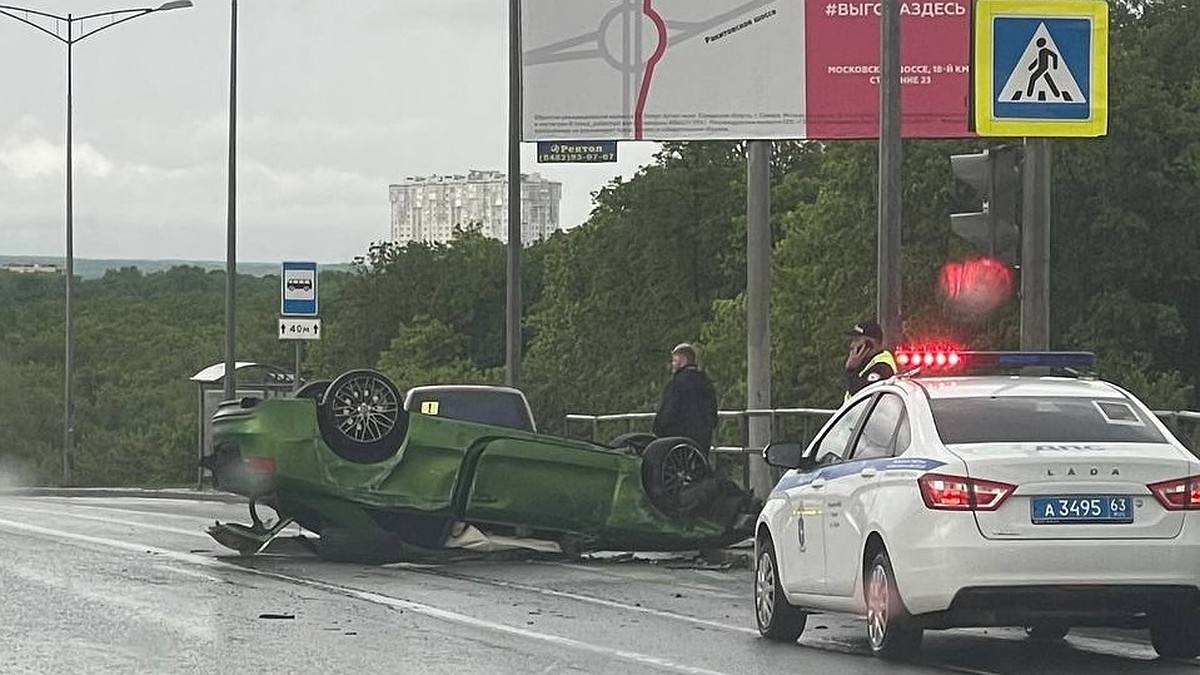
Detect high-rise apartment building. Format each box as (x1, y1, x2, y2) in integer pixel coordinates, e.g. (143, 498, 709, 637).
(389, 170, 562, 246)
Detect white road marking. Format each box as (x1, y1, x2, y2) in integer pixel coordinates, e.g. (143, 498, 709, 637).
(5, 500, 754, 634)
(0, 503, 208, 538)
(536, 559, 742, 598)
(407, 567, 759, 636)
(0, 517, 734, 675)
(151, 564, 226, 583)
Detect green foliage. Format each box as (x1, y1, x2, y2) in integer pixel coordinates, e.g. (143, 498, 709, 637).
(2, 0, 1198, 485)
(0, 267, 290, 486)
(377, 315, 503, 390)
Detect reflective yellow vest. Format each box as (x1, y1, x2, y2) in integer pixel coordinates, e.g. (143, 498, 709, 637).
(844, 350, 897, 402)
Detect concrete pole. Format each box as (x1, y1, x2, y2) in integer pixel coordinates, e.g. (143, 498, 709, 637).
(746, 141, 774, 500)
(1020, 138, 1051, 350)
(506, 0, 523, 387)
(877, 0, 903, 347)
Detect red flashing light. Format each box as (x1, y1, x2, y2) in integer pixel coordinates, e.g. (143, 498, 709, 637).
(919, 473, 1015, 511)
(1148, 476, 1200, 511)
(895, 345, 963, 372)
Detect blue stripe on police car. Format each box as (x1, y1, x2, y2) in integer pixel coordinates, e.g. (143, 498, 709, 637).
(772, 456, 947, 493)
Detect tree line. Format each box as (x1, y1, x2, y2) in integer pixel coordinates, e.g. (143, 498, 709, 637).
(1, 0, 1196, 486)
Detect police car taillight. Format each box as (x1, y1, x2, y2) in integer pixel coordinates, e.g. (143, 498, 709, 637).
(918, 473, 1014, 511)
(1148, 475, 1200, 511)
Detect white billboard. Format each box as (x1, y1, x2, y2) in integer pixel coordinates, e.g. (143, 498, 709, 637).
(520, 0, 976, 141)
(521, 0, 807, 141)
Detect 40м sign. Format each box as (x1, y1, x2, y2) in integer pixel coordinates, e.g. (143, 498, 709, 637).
(521, 0, 974, 140)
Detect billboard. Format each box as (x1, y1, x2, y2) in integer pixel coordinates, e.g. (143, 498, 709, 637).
(520, 0, 973, 140)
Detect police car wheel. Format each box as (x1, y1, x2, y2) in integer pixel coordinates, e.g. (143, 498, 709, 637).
(865, 550, 923, 660)
(755, 535, 807, 641)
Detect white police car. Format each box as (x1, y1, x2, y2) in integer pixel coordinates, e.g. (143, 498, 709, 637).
(753, 350, 1200, 660)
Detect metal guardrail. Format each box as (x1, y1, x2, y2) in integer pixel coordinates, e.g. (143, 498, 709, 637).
(566, 407, 1200, 489)
(566, 408, 839, 489)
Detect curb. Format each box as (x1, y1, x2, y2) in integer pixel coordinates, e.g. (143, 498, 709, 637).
(1, 487, 247, 504)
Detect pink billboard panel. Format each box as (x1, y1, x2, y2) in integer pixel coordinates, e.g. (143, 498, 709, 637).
(805, 0, 974, 139)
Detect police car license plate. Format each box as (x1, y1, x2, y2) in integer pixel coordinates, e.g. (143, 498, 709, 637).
(1030, 496, 1134, 524)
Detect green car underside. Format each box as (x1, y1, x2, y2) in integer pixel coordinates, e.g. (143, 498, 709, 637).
(209, 398, 751, 553)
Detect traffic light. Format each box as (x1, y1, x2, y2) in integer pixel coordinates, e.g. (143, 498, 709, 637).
(949, 145, 1022, 264)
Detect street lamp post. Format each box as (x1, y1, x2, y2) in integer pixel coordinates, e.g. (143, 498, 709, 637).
(0, 1, 193, 485)
(224, 0, 237, 403)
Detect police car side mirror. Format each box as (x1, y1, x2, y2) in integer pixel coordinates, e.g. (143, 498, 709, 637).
(763, 442, 806, 470)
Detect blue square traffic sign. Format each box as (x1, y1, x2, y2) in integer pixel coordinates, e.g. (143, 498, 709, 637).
(974, 0, 1108, 137)
(281, 261, 318, 316)
(992, 17, 1091, 121)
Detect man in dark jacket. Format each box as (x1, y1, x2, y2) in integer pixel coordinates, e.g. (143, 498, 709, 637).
(653, 343, 719, 450)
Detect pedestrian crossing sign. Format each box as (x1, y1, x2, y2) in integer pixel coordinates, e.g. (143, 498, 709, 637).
(973, 0, 1108, 137)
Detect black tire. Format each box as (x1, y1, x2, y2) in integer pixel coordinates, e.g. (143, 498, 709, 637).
(317, 369, 407, 464)
(1149, 609, 1200, 659)
(609, 432, 657, 454)
(864, 550, 923, 660)
(1024, 623, 1069, 642)
(294, 379, 331, 401)
(755, 535, 807, 641)
(640, 437, 713, 518)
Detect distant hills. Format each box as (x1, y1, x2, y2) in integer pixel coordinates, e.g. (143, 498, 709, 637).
(0, 255, 352, 280)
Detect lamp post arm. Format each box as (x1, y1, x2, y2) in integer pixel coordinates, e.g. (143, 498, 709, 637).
(76, 6, 153, 21)
(72, 8, 156, 43)
(0, 5, 186, 45)
(0, 6, 68, 43)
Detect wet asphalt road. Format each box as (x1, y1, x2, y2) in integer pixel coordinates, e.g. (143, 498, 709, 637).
(0, 495, 1197, 675)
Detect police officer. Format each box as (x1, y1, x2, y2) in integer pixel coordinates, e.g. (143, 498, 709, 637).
(653, 343, 719, 450)
(844, 319, 896, 401)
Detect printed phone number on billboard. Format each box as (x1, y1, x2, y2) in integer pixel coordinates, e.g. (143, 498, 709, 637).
(538, 152, 617, 162)
(538, 143, 616, 163)
(822, 1, 966, 17)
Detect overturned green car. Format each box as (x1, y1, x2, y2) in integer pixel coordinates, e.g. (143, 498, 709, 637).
(202, 369, 759, 563)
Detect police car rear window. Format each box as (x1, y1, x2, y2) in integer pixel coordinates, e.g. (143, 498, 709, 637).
(930, 396, 1167, 445)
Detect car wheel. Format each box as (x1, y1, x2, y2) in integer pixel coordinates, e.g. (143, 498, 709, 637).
(1149, 609, 1200, 659)
(865, 550, 923, 660)
(1024, 623, 1069, 642)
(755, 535, 807, 641)
(317, 369, 407, 464)
(641, 437, 713, 517)
(295, 379, 331, 401)
(608, 432, 657, 454)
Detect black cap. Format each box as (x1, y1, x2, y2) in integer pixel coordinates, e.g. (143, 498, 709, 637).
(846, 320, 883, 341)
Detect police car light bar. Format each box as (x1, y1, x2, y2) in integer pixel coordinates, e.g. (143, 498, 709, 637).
(896, 348, 961, 369)
(895, 349, 1096, 373)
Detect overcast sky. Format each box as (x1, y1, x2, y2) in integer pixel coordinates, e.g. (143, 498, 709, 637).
(0, 0, 661, 263)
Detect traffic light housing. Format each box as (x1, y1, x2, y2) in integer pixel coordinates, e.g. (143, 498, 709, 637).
(949, 145, 1022, 264)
